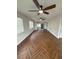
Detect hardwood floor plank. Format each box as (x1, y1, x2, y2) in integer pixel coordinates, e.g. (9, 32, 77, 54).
(17, 29, 62, 59)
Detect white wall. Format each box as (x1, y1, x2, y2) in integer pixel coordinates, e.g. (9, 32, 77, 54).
(47, 15, 62, 38)
(17, 12, 34, 45)
(58, 18, 62, 38)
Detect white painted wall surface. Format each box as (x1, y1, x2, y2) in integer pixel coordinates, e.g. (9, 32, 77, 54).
(17, 12, 34, 45)
(58, 17, 62, 38)
(47, 15, 62, 38)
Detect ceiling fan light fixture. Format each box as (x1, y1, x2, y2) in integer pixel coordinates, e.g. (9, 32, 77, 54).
(39, 10, 43, 13)
(40, 18, 42, 21)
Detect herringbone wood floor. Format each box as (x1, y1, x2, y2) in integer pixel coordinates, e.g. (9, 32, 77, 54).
(17, 29, 62, 59)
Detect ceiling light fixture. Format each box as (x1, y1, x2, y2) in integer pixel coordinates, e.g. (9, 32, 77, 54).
(39, 10, 43, 13)
(40, 18, 45, 21)
(40, 18, 42, 21)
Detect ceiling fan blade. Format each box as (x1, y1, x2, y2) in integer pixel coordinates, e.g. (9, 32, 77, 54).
(28, 10, 39, 12)
(43, 11, 49, 14)
(43, 4, 56, 10)
(33, 0, 40, 9)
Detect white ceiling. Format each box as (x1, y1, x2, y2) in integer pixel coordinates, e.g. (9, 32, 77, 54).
(17, 0, 62, 22)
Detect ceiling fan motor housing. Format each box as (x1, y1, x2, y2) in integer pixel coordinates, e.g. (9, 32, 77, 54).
(39, 5, 43, 10)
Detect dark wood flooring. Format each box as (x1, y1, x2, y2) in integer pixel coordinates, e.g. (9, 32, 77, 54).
(17, 29, 62, 59)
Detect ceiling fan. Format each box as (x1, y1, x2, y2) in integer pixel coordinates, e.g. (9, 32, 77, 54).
(28, 0, 56, 15)
(39, 18, 45, 21)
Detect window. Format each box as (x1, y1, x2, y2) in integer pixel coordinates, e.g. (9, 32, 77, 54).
(17, 17, 24, 34)
(35, 23, 41, 30)
(29, 21, 34, 29)
(37, 23, 41, 28)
